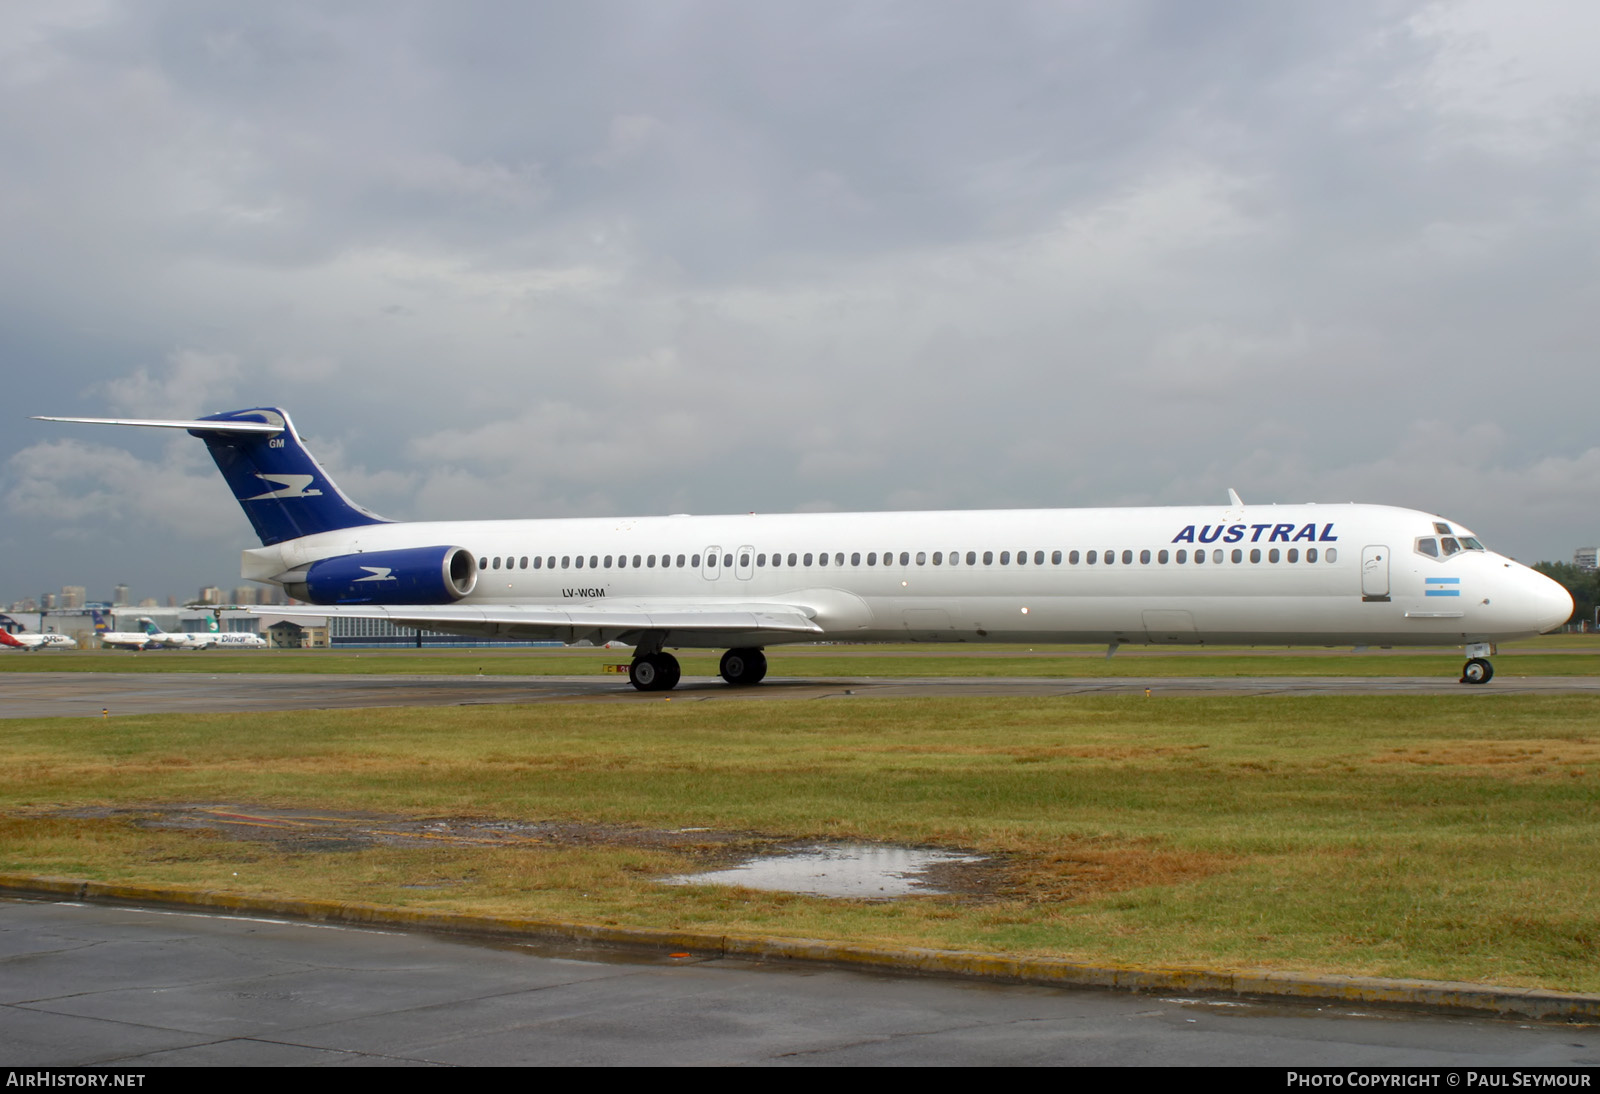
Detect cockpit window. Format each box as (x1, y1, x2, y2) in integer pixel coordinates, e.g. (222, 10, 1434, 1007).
(1441, 537, 1461, 556)
(1415, 537, 1439, 558)
(1462, 537, 1484, 551)
(1433, 522, 1452, 535)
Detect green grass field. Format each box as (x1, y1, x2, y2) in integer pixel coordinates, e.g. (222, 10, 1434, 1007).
(4, 690, 1597, 992)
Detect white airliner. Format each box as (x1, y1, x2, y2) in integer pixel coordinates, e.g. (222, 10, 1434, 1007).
(92, 610, 155, 650)
(139, 616, 268, 650)
(36, 408, 1572, 689)
(0, 628, 78, 650)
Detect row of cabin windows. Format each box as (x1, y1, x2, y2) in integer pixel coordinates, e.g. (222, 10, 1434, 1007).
(479, 546, 1341, 571)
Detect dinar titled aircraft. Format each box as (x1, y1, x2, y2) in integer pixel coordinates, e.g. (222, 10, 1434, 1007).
(0, 627, 78, 650)
(36, 408, 1572, 689)
(138, 615, 267, 650)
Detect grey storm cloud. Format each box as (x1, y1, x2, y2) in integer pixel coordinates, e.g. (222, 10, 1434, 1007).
(2, 0, 1597, 601)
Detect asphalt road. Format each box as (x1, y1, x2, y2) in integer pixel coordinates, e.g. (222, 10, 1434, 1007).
(5, 899, 1598, 1067)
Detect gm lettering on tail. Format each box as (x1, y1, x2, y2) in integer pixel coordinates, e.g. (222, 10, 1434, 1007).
(1172, 523, 1338, 545)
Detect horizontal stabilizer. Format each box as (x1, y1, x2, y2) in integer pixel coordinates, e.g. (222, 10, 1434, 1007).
(32, 415, 283, 434)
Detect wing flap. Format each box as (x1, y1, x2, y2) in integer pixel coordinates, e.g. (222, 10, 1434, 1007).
(251, 601, 824, 644)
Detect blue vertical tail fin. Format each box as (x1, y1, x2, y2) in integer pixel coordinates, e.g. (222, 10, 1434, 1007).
(190, 408, 390, 546)
(34, 408, 391, 546)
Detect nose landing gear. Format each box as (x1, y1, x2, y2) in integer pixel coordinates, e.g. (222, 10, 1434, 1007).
(1459, 643, 1496, 685)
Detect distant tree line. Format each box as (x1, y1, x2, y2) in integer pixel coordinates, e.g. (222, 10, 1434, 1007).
(1532, 562, 1599, 627)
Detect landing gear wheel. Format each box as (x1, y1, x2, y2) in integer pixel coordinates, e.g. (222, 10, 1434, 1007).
(1461, 658, 1494, 685)
(719, 648, 768, 685)
(629, 652, 682, 692)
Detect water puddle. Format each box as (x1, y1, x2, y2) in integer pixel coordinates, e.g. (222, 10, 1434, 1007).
(663, 843, 988, 899)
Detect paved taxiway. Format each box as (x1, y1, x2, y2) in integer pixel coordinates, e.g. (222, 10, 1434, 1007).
(5, 899, 1598, 1066)
(5, 670, 1600, 718)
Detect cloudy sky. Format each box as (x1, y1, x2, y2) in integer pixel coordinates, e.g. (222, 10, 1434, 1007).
(3, 0, 1597, 604)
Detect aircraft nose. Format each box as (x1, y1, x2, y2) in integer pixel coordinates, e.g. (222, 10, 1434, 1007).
(1526, 569, 1574, 633)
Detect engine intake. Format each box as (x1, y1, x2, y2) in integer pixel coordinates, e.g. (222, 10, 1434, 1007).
(291, 546, 478, 604)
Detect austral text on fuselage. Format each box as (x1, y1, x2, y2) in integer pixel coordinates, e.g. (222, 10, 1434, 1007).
(1172, 523, 1339, 545)
(562, 588, 607, 598)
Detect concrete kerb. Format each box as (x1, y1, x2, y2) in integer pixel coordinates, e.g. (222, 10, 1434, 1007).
(4, 872, 1597, 1024)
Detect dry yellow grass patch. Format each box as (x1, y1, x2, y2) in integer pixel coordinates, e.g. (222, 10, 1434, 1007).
(1372, 739, 1600, 773)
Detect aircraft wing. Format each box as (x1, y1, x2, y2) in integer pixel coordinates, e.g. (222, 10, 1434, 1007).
(252, 601, 825, 646)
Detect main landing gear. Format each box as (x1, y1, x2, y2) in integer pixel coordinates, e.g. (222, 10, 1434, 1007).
(625, 646, 767, 692)
(719, 648, 767, 686)
(1460, 643, 1495, 685)
(628, 652, 681, 692)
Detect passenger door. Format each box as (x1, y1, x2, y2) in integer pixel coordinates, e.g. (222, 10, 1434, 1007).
(1361, 546, 1390, 602)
